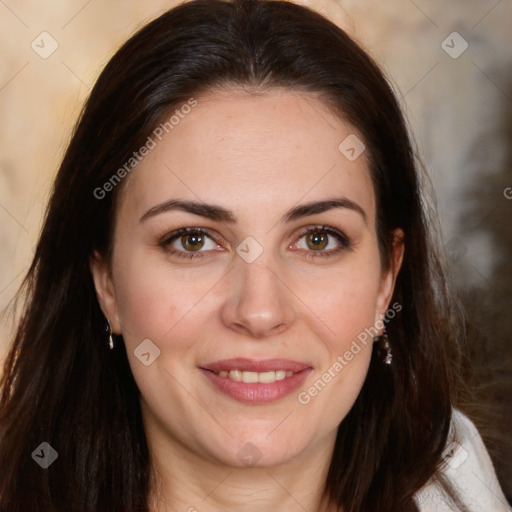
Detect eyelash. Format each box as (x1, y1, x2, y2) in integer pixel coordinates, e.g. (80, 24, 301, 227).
(157, 225, 351, 260)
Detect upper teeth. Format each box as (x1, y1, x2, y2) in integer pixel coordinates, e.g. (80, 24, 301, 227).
(216, 370, 294, 383)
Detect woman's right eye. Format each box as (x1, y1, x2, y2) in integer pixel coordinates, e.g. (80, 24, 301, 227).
(159, 228, 222, 259)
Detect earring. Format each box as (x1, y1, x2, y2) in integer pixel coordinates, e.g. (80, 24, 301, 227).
(106, 319, 115, 350)
(373, 330, 392, 365)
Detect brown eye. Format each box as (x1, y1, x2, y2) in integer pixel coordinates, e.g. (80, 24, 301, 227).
(180, 232, 205, 251)
(161, 228, 221, 258)
(305, 231, 328, 251)
(292, 226, 351, 259)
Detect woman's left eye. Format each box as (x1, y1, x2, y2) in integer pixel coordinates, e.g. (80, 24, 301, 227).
(158, 225, 350, 261)
(292, 226, 351, 258)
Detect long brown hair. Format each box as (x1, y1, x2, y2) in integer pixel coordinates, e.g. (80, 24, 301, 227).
(0, 0, 466, 510)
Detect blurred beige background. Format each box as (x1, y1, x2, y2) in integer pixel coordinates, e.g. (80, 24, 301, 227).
(1, 0, 511, 501)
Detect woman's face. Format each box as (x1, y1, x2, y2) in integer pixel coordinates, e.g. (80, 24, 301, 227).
(91, 88, 403, 469)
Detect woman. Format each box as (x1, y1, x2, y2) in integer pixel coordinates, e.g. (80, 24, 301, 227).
(0, 0, 509, 510)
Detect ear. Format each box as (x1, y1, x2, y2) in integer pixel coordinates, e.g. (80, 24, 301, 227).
(89, 250, 122, 334)
(375, 229, 404, 324)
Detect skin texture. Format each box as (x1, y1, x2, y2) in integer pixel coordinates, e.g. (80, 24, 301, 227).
(90, 88, 404, 512)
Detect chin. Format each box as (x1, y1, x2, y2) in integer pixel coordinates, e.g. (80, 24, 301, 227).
(206, 431, 310, 469)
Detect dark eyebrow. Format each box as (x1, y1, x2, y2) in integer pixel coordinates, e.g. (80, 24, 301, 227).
(139, 197, 366, 224)
(140, 199, 236, 223)
(282, 198, 367, 224)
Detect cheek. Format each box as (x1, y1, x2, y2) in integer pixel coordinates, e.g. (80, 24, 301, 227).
(294, 266, 379, 430)
(290, 249, 381, 417)
(111, 252, 220, 349)
(296, 254, 383, 346)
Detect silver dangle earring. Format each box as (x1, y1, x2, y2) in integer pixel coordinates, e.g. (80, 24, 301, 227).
(373, 329, 392, 365)
(106, 319, 115, 350)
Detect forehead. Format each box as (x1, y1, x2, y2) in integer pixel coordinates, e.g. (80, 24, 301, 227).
(116, 87, 375, 226)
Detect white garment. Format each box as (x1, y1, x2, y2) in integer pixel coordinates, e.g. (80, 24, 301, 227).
(414, 409, 512, 512)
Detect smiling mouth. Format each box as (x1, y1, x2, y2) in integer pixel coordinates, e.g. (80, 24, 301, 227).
(199, 358, 312, 404)
(207, 369, 296, 384)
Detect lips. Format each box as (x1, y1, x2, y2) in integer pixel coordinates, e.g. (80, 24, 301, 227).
(199, 358, 313, 404)
(201, 358, 311, 373)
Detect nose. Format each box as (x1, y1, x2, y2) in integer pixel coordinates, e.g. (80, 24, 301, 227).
(220, 255, 297, 338)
